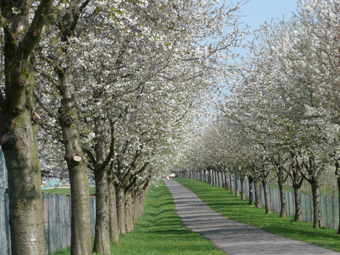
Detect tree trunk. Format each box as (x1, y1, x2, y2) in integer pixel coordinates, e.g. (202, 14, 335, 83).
(240, 178, 245, 200)
(58, 74, 91, 255)
(136, 195, 141, 217)
(235, 176, 239, 197)
(293, 185, 303, 222)
(1, 2, 55, 253)
(125, 191, 133, 232)
(337, 176, 340, 234)
(116, 185, 126, 235)
(248, 176, 254, 205)
(254, 179, 261, 208)
(278, 178, 287, 218)
(311, 180, 323, 228)
(212, 171, 215, 186)
(215, 171, 218, 187)
(132, 193, 138, 228)
(108, 175, 120, 244)
(2, 59, 45, 254)
(93, 109, 110, 254)
(262, 180, 271, 214)
(93, 169, 110, 254)
(229, 174, 234, 193)
(225, 172, 230, 190)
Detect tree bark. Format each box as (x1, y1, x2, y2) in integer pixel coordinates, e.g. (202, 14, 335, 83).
(248, 176, 254, 205)
(240, 178, 245, 200)
(288, 157, 304, 222)
(93, 169, 110, 254)
(235, 176, 239, 197)
(299, 153, 324, 228)
(58, 74, 91, 255)
(215, 171, 218, 187)
(337, 176, 340, 234)
(92, 108, 111, 254)
(116, 185, 126, 235)
(108, 174, 120, 244)
(254, 179, 261, 208)
(1, 1, 56, 252)
(278, 176, 287, 218)
(225, 172, 230, 190)
(271, 155, 288, 218)
(262, 180, 271, 214)
(2, 59, 45, 254)
(125, 190, 133, 232)
(212, 170, 215, 186)
(132, 192, 138, 229)
(311, 180, 323, 228)
(229, 174, 234, 193)
(293, 185, 303, 222)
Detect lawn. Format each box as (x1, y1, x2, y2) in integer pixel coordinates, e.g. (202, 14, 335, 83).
(175, 178, 340, 252)
(53, 181, 224, 255)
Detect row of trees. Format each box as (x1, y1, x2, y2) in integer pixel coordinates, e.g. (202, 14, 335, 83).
(179, 0, 340, 232)
(0, 0, 246, 254)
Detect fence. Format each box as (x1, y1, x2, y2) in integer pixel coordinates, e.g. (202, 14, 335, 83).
(179, 170, 340, 230)
(0, 146, 10, 255)
(0, 146, 96, 255)
(0, 192, 96, 255)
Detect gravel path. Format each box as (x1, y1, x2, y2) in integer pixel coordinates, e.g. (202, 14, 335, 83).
(164, 180, 340, 255)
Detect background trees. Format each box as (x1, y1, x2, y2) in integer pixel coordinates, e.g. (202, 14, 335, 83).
(0, 0, 248, 253)
(180, 0, 340, 230)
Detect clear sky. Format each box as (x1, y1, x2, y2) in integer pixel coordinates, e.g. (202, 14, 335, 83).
(241, 0, 298, 31)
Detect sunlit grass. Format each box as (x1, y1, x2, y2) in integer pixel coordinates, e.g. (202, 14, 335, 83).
(176, 178, 340, 252)
(110, 181, 224, 255)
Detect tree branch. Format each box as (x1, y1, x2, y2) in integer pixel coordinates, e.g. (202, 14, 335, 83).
(82, 147, 97, 169)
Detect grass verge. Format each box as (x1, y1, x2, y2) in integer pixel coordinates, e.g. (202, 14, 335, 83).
(52, 181, 224, 255)
(175, 178, 340, 252)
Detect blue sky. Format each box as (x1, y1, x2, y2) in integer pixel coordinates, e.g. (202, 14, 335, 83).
(241, 0, 298, 31)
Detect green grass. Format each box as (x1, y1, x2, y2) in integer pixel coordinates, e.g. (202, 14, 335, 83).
(110, 181, 224, 255)
(52, 181, 224, 255)
(42, 187, 96, 196)
(175, 178, 340, 252)
(53, 246, 70, 255)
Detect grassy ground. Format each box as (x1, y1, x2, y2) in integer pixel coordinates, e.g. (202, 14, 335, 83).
(53, 181, 224, 255)
(42, 187, 96, 196)
(175, 178, 340, 252)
